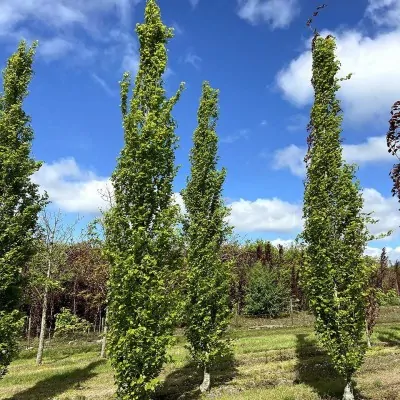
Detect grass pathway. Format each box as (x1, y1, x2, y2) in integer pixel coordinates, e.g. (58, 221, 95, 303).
(1, 322, 400, 399)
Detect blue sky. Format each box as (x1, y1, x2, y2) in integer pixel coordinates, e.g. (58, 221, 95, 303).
(1, 0, 400, 260)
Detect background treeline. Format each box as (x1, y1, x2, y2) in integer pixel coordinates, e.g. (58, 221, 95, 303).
(20, 235, 400, 339)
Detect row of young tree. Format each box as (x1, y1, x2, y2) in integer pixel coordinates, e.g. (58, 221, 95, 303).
(1, 1, 400, 399)
(15, 230, 400, 340)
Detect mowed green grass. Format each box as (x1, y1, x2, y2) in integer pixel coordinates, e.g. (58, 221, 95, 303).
(1, 310, 400, 400)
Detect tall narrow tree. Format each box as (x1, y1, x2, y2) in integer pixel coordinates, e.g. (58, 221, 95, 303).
(181, 81, 232, 393)
(0, 40, 47, 377)
(300, 32, 377, 400)
(102, 0, 184, 398)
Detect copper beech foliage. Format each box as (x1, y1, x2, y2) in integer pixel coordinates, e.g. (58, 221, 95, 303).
(387, 100, 400, 205)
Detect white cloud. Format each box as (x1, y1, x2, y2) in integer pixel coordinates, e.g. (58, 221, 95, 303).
(237, 0, 300, 29)
(189, 0, 200, 9)
(365, 245, 400, 262)
(227, 197, 303, 233)
(38, 37, 74, 60)
(273, 144, 305, 176)
(183, 49, 202, 70)
(221, 129, 250, 144)
(273, 135, 395, 177)
(0, 0, 141, 67)
(363, 188, 400, 237)
(0, 0, 139, 34)
(91, 73, 115, 96)
(365, 0, 400, 28)
(32, 158, 111, 213)
(270, 238, 295, 247)
(172, 22, 184, 35)
(121, 41, 139, 74)
(163, 67, 174, 80)
(276, 28, 400, 124)
(173, 193, 186, 215)
(32, 158, 185, 215)
(33, 159, 400, 244)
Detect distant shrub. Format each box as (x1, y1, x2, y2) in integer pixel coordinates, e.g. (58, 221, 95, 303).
(54, 308, 91, 339)
(244, 262, 289, 317)
(378, 289, 400, 306)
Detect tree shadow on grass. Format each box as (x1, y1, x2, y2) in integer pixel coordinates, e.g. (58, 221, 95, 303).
(376, 326, 400, 346)
(5, 359, 104, 400)
(154, 352, 237, 400)
(295, 334, 366, 400)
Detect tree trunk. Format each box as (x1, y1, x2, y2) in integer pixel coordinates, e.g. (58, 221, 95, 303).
(98, 306, 102, 333)
(366, 320, 371, 348)
(27, 313, 32, 349)
(36, 284, 49, 365)
(73, 280, 77, 315)
(343, 382, 354, 400)
(290, 297, 294, 326)
(48, 300, 54, 342)
(199, 366, 211, 393)
(36, 256, 51, 366)
(100, 310, 107, 359)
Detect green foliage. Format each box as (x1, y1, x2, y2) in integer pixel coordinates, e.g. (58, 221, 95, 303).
(0, 40, 47, 377)
(102, 0, 184, 398)
(0, 310, 24, 378)
(54, 308, 91, 339)
(377, 289, 400, 306)
(181, 81, 233, 370)
(244, 262, 289, 317)
(300, 34, 378, 382)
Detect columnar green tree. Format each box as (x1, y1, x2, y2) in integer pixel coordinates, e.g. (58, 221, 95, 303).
(103, 0, 184, 398)
(181, 81, 232, 393)
(0, 40, 47, 377)
(300, 33, 377, 400)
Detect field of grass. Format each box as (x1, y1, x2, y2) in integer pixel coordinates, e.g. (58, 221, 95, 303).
(1, 308, 400, 400)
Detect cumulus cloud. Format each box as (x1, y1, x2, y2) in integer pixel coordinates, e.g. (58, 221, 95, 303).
(237, 0, 300, 28)
(227, 197, 303, 233)
(365, 245, 400, 262)
(363, 188, 400, 237)
(0, 0, 142, 67)
(32, 158, 185, 214)
(365, 0, 400, 28)
(276, 28, 400, 124)
(33, 159, 400, 243)
(32, 158, 111, 213)
(273, 135, 395, 177)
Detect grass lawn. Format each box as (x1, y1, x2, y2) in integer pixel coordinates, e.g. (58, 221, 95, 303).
(1, 309, 400, 400)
